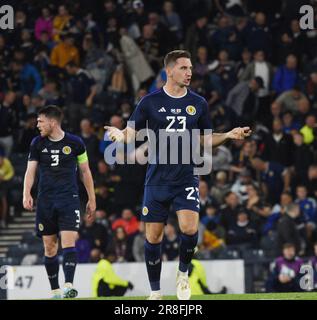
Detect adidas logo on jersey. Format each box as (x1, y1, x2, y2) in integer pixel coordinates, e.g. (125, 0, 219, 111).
(158, 107, 166, 112)
(42, 148, 48, 153)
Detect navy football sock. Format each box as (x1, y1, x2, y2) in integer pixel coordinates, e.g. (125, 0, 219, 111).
(144, 240, 162, 291)
(44, 255, 60, 290)
(62, 247, 77, 284)
(179, 232, 198, 273)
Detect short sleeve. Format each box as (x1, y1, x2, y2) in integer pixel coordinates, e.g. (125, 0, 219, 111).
(76, 138, 88, 164)
(128, 97, 148, 131)
(197, 99, 212, 133)
(28, 137, 40, 161)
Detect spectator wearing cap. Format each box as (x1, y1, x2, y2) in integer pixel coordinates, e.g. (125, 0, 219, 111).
(0, 148, 14, 228)
(65, 62, 97, 133)
(266, 243, 304, 292)
(251, 157, 291, 205)
(262, 117, 295, 167)
(225, 76, 264, 126)
(272, 54, 300, 95)
(50, 33, 80, 69)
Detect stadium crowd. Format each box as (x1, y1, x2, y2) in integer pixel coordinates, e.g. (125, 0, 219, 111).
(1, 0, 317, 289)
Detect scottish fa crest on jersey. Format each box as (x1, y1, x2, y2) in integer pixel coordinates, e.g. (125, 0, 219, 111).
(62, 146, 72, 155)
(142, 206, 149, 216)
(186, 105, 196, 115)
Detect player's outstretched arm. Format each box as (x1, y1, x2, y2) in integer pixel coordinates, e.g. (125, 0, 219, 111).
(104, 126, 137, 144)
(79, 161, 96, 219)
(23, 161, 38, 211)
(211, 127, 252, 148)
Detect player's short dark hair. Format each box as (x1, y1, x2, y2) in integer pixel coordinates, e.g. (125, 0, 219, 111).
(38, 105, 63, 123)
(164, 50, 191, 68)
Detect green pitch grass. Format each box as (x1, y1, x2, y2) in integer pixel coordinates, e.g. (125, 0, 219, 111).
(74, 292, 317, 300)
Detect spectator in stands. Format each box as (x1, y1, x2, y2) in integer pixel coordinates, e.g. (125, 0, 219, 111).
(160, 1, 183, 44)
(295, 185, 317, 242)
(251, 157, 291, 205)
(112, 208, 139, 237)
(185, 15, 209, 63)
(292, 132, 314, 185)
(52, 5, 72, 42)
(308, 242, 317, 290)
(246, 12, 272, 57)
(16, 113, 38, 153)
(226, 209, 258, 248)
(225, 76, 263, 126)
(210, 171, 231, 204)
(0, 91, 16, 157)
(111, 226, 134, 262)
(34, 7, 53, 41)
(199, 180, 217, 218)
(300, 114, 317, 146)
(262, 117, 294, 167)
(50, 33, 80, 69)
(307, 165, 317, 199)
(119, 28, 154, 93)
(65, 62, 97, 133)
(10, 59, 42, 95)
(277, 204, 305, 255)
(282, 111, 301, 134)
(80, 118, 100, 174)
(272, 54, 300, 95)
(0, 148, 14, 228)
(132, 222, 145, 262)
(79, 213, 110, 258)
(266, 243, 303, 292)
(219, 191, 241, 231)
(161, 222, 179, 261)
(231, 168, 257, 203)
(272, 86, 309, 115)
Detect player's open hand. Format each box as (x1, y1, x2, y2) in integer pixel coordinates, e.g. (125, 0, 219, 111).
(86, 199, 96, 220)
(23, 194, 34, 211)
(104, 126, 124, 143)
(227, 127, 252, 140)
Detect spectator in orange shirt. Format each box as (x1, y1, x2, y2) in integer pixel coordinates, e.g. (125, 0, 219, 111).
(50, 33, 80, 69)
(112, 208, 140, 236)
(52, 5, 72, 42)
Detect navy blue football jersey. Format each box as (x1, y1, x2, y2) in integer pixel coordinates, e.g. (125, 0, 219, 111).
(128, 88, 212, 186)
(28, 132, 88, 198)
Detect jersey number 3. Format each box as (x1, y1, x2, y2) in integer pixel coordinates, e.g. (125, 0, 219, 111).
(51, 155, 59, 167)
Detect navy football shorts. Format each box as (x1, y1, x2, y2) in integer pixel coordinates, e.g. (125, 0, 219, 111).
(35, 196, 81, 237)
(141, 182, 200, 223)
